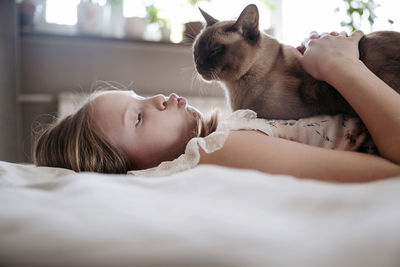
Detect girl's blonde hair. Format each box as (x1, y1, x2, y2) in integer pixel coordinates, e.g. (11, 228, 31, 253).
(33, 97, 220, 173)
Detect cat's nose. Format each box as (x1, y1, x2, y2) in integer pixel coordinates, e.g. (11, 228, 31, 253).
(195, 57, 204, 67)
(196, 65, 206, 75)
(195, 58, 208, 74)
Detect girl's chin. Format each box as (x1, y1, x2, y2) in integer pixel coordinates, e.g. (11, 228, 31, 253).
(187, 105, 202, 120)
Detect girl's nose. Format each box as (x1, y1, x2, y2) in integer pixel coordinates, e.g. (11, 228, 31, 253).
(150, 94, 167, 110)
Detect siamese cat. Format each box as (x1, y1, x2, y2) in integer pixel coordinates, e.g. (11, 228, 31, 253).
(193, 4, 400, 119)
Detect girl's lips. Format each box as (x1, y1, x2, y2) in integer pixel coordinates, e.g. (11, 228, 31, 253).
(169, 93, 186, 108)
(177, 97, 186, 107)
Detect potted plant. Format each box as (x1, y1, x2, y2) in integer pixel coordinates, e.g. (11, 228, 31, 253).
(335, 0, 394, 31)
(18, 0, 41, 32)
(145, 3, 171, 42)
(77, 0, 105, 35)
(124, 16, 147, 39)
(105, 0, 124, 38)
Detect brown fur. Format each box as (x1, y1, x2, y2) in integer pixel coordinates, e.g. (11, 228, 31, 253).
(193, 4, 400, 119)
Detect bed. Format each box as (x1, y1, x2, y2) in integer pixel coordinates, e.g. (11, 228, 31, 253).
(1, 160, 400, 267)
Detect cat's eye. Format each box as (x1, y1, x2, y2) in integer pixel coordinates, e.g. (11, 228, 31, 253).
(135, 113, 142, 126)
(209, 45, 225, 57)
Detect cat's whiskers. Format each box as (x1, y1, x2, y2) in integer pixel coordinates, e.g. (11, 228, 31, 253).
(197, 72, 211, 97)
(187, 67, 215, 97)
(179, 65, 195, 75)
(189, 68, 204, 95)
(210, 69, 220, 81)
(190, 68, 200, 93)
(177, 65, 200, 94)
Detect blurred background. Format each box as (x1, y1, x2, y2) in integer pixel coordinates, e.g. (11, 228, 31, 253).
(1, 0, 399, 163)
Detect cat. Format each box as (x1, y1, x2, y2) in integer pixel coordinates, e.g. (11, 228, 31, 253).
(193, 4, 400, 120)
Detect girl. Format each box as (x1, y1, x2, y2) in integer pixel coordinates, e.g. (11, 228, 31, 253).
(34, 30, 400, 182)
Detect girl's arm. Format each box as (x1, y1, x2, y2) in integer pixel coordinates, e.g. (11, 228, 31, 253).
(299, 31, 400, 164)
(198, 130, 400, 183)
(328, 60, 400, 163)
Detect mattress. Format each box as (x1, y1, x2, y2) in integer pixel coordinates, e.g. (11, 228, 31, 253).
(0, 160, 400, 267)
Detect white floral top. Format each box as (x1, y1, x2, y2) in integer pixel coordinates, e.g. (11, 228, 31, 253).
(128, 110, 376, 176)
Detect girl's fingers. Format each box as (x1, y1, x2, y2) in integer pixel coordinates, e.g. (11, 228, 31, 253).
(309, 31, 319, 39)
(319, 32, 329, 38)
(299, 30, 358, 54)
(298, 31, 321, 54)
(301, 37, 309, 47)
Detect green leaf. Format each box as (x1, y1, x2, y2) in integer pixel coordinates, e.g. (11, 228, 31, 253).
(335, 0, 384, 31)
(187, 0, 211, 6)
(107, 0, 123, 5)
(259, 0, 276, 10)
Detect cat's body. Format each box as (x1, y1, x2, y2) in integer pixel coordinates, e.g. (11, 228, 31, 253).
(193, 4, 400, 119)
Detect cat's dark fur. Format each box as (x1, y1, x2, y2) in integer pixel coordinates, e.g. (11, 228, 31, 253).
(193, 4, 400, 119)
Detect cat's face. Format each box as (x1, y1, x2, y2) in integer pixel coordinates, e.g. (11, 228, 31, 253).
(193, 4, 261, 82)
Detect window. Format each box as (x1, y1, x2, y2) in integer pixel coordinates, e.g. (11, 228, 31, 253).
(41, 0, 400, 44)
(45, 0, 80, 25)
(280, 0, 400, 45)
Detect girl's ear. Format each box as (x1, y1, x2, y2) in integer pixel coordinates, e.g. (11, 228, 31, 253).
(199, 7, 219, 26)
(229, 4, 260, 43)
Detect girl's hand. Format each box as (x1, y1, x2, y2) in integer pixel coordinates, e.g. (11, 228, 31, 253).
(298, 30, 364, 83)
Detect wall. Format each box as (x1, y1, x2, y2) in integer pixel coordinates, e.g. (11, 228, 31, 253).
(19, 32, 224, 162)
(0, 0, 19, 162)
(20, 33, 223, 96)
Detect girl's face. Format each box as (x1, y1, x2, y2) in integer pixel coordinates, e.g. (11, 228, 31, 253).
(90, 90, 201, 169)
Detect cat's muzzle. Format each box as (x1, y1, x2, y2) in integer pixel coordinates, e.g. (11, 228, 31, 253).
(195, 65, 215, 81)
(198, 72, 214, 81)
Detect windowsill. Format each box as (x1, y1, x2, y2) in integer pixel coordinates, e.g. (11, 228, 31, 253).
(19, 28, 191, 47)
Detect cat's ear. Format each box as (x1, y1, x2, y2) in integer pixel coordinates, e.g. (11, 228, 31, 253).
(199, 7, 219, 26)
(230, 4, 260, 43)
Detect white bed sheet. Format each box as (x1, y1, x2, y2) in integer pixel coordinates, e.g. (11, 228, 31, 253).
(0, 160, 400, 267)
